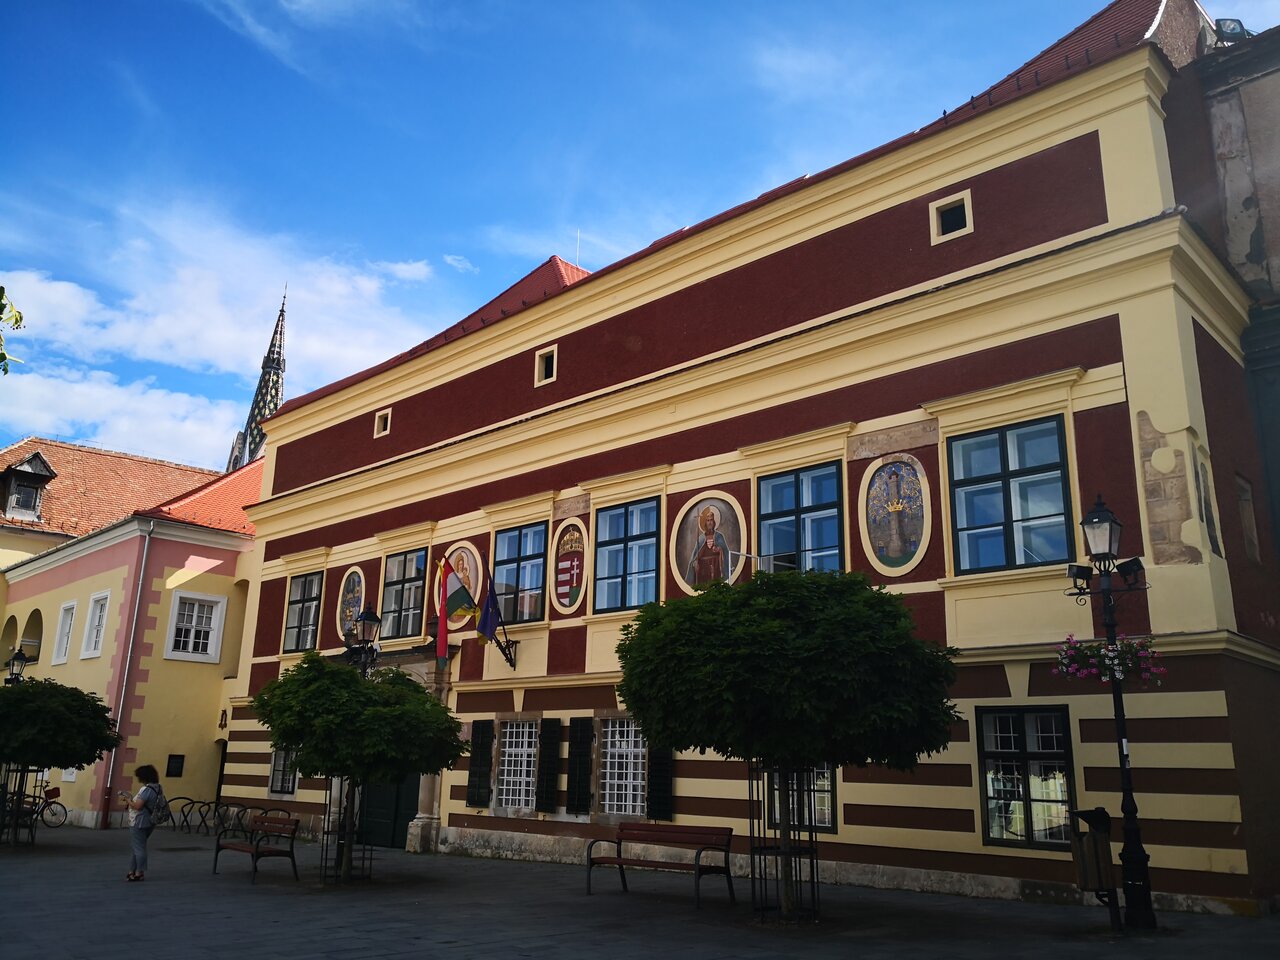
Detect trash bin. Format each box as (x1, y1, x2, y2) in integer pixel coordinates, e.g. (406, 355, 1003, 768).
(1070, 807, 1121, 931)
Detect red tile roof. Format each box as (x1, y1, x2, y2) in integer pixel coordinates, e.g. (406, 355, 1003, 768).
(0, 437, 220, 539)
(139, 459, 264, 535)
(275, 256, 590, 418)
(271, 0, 1185, 422)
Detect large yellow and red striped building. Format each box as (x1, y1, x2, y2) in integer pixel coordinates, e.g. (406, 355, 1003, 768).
(215, 0, 1280, 912)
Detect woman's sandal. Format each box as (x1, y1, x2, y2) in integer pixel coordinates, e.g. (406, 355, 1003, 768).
(127, 874, 145, 882)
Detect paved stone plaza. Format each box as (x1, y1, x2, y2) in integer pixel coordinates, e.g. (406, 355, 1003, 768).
(2, 826, 1277, 959)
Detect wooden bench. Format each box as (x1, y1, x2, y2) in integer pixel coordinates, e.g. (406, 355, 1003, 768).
(586, 822, 735, 907)
(213, 815, 300, 883)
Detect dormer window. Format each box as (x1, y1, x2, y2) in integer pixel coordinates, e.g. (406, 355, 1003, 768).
(10, 481, 41, 516)
(3, 451, 55, 522)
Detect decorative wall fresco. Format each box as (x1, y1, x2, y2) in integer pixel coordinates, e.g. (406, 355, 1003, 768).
(549, 518, 587, 615)
(336, 567, 364, 639)
(437, 542, 484, 627)
(670, 493, 746, 594)
(858, 453, 931, 577)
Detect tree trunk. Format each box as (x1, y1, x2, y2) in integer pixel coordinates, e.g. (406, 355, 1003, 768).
(777, 767, 796, 919)
(341, 776, 358, 882)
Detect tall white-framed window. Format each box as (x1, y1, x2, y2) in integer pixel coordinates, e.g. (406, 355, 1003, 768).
(80, 591, 110, 659)
(52, 602, 77, 664)
(599, 718, 647, 816)
(496, 720, 539, 809)
(165, 591, 226, 663)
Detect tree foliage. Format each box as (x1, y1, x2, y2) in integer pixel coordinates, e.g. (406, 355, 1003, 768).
(1, 285, 23, 375)
(617, 572, 958, 770)
(0, 678, 122, 769)
(252, 651, 467, 785)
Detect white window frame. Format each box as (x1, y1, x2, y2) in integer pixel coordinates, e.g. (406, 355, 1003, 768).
(599, 718, 647, 816)
(534, 344, 558, 387)
(929, 188, 974, 244)
(495, 720, 539, 810)
(164, 591, 226, 663)
(80, 590, 110, 659)
(51, 601, 77, 665)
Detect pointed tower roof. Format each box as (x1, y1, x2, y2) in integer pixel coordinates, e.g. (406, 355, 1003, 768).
(227, 292, 287, 471)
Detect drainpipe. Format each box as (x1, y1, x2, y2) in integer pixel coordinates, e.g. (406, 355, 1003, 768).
(100, 520, 155, 829)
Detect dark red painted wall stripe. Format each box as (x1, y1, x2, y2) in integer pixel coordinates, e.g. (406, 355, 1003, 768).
(273, 134, 1107, 494)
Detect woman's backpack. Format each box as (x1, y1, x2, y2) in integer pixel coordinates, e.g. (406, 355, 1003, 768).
(146, 785, 173, 826)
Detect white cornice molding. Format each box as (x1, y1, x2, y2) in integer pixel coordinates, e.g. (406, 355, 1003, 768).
(3, 516, 249, 582)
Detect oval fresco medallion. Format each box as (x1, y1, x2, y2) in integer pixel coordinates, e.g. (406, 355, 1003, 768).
(859, 453, 931, 577)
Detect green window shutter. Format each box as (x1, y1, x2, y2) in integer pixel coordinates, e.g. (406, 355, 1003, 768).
(535, 718, 561, 813)
(566, 717, 595, 814)
(646, 745, 675, 821)
(465, 719, 495, 808)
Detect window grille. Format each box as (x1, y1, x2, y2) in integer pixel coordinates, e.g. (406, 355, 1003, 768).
(173, 598, 215, 654)
(496, 720, 538, 808)
(978, 707, 1074, 847)
(600, 718, 646, 816)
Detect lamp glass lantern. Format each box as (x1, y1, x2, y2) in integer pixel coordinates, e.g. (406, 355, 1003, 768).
(5, 648, 30, 683)
(1080, 496, 1123, 562)
(354, 606, 382, 645)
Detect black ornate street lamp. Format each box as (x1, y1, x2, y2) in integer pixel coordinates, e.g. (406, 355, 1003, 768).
(342, 606, 382, 678)
(4, 649, 30, 685)
(1066, 496, 1157, 929)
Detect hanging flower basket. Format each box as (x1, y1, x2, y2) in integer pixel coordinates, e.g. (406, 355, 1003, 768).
(1053, 633, 1167, 687)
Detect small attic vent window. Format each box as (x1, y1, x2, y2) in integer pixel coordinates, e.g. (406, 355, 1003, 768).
(929, 189, 974, 245)
(535, 345, 558, 387)
(11, 482, 40, 514)
(373, 408, 393, 438)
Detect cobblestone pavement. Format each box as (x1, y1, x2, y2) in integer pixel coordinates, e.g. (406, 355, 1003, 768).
(2, 825, 1277, 959)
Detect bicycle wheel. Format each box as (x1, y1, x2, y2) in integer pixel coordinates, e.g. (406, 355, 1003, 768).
(41, 801, 68, 828)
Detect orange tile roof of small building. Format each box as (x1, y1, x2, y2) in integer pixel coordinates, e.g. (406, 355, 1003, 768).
(0, 437, 220, 539)
(270, 0, 1181, 423)
(139, 458, 264, 535)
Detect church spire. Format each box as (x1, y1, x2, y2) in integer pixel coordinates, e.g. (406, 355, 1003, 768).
(226, 290, 287, 472)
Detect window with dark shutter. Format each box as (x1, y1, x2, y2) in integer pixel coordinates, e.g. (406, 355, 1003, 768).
(646, 745, 675, 821)
(466, 720, 495, 808)
(565, 717, 594, 814)
(535, 718, 561, 813)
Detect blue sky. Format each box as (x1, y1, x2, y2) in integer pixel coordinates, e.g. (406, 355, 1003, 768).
(2, 0, 1274, 469)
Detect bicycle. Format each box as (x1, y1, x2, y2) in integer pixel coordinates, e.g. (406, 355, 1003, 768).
(29, 785, 68, 828)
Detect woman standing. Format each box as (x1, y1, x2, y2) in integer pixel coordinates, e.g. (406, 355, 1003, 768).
(119, 764, 163, 881)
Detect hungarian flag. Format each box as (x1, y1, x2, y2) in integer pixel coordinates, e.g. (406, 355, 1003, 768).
(437, 557, 477, 665)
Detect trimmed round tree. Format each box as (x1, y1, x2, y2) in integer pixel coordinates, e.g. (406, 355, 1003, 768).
(252, 652, 467, 880)
(0, 677, 122, 770)
(0, 677, 122, 828)
(617, 571, 958, 915)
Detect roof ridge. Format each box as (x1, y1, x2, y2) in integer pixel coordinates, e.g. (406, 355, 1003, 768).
(988, 0, 1147, 91)
(1, 435, 219, 474)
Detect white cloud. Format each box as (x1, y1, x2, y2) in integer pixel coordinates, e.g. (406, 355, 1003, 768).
(0, 366, 243, 469)
(1, 199, 450, 401)
(443, 254, 478, 274)
(372, 258, 432, 281)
